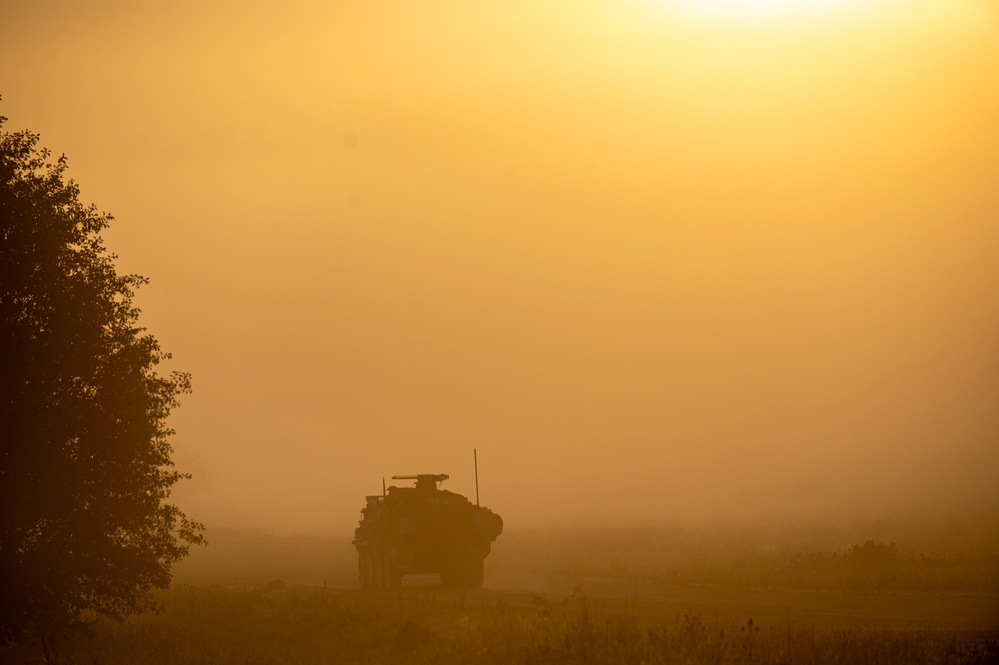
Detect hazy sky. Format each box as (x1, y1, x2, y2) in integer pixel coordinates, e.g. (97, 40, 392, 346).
(3, 0, 998, 534)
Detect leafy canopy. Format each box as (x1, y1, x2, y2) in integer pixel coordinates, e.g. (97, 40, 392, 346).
(0, 109, 204, 641)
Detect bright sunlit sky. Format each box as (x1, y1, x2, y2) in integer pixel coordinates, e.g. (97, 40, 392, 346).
(2, 0, 998, 534)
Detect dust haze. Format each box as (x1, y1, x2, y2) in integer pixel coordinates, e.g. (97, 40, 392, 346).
(2, 0, 998, 539)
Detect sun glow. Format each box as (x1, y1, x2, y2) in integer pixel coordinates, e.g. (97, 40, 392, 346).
(672, 0, 856, 20)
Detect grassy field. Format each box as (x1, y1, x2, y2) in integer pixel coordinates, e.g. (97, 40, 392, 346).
(4, 524, 998, 664)
(2, 584, 996, 664)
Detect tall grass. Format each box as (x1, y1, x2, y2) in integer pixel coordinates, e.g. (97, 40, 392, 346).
(2, 585, 995, 664)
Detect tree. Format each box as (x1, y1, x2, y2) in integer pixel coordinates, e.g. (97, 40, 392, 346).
(0, 109, 204, 642)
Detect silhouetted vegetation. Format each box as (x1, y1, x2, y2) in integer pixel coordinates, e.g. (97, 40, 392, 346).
(0, 110, 204, 643)
(0, 584, 995, 664)
(0, 525, 994, 662)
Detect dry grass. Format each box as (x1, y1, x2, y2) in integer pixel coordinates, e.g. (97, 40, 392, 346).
(7, 523, 996, 664)
(2, 584, 995, 665)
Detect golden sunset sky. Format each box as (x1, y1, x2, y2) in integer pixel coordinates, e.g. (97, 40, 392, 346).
(2, 0, 997, 533)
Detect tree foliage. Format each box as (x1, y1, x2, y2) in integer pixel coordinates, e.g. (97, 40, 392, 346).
(0, 110, 204, 642)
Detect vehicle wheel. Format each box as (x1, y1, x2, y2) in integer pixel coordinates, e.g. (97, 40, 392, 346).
(465, 559, 484, 588)
(383, 551, 401, 590)
(358, 549, 373, 589)
(440, 567, 458, 588)
(441, 559, 483, 588)
(371, 549, 384, 589)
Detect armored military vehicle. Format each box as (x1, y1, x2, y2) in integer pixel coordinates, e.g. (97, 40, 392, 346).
(353, 473, 503, 589)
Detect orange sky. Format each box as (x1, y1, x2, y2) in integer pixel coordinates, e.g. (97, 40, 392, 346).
(2, 0, 998, 534)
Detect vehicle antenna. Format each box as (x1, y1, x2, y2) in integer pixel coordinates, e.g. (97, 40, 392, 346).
(382, 476, 386, 497)
(474, 448, 480, 506)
